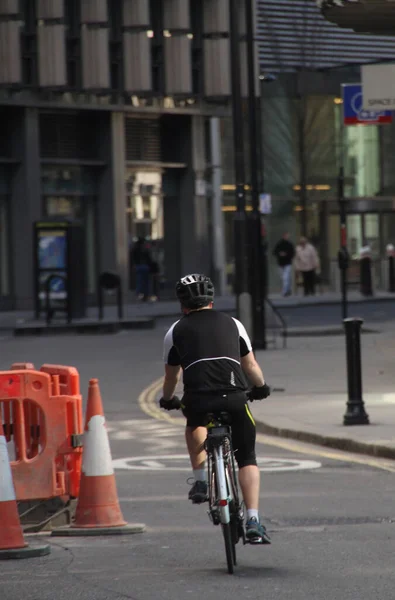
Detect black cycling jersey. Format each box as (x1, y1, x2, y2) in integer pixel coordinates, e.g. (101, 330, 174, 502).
(163, 309, 252, 393)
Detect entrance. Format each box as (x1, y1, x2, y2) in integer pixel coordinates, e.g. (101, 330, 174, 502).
(125, 168, 164, 291)
(328, 211, 386, 289)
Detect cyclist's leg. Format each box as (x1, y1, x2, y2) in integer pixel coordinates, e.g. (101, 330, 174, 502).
(182, 395, 209, 503)
(228, 394, 271, 543)
(185, 426, 206, 469)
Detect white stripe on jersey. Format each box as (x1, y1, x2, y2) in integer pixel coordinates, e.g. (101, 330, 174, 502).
(231, 317, 253, 353)
(163, 320, 180, 363)
(184, 356, 241, 371)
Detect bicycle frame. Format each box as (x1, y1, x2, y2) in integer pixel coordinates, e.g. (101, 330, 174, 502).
(205, 417, 243, 530)
(213, 445, 231, 524)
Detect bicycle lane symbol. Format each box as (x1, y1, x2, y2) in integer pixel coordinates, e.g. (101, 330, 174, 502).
(112, 455, 322, 472)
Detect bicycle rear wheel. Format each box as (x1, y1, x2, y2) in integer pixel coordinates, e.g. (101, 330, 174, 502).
(221, 522, 234, 574)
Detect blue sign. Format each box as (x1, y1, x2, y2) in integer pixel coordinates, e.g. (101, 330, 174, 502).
(342, 84, 392, 125)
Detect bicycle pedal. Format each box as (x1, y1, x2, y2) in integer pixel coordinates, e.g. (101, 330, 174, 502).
(247, 536, 264, 545)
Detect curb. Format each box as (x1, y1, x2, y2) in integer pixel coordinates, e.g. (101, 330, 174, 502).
(12, 318, 155, 336)
(284, 325, 380, 338)
(255, 419, 395, 461)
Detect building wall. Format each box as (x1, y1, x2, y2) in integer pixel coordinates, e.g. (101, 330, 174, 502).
(0, 0, 235, 99)
(0, 0, 240, 309)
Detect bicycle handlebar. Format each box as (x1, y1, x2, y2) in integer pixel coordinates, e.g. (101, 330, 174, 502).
(160, 386, 273, 412)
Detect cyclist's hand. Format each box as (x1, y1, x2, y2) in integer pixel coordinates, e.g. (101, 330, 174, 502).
(159, 396, 182, 411)
(249, 383, 271, 401)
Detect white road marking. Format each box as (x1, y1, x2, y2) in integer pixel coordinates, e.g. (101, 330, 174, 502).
(112, 454, 322, 472)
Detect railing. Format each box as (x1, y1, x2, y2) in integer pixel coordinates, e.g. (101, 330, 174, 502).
(265, 298, 287, 349)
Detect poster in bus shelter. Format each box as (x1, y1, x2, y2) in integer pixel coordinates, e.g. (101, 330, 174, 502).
(37, 229, 67, 294)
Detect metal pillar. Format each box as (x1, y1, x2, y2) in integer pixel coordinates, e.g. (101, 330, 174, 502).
(210, 117, 227, 296)
(229, 0, 252, 336)
(338, 165, 349, 320)
(343, 318, 370, 426)
(297, 75, 308, 237)
(245, 0, 266, 349)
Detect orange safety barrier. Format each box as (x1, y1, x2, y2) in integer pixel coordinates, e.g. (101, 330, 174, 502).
(0, 364, 83, 502)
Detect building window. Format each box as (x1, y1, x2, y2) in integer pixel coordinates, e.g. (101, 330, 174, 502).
(190, 0, 203, 96)
(20, 0, 38, 86)
(39, 113, 100, 159)
(335, 102, 381, 198)
(108, 0, 123, 92)
(150, 0, 164, 94)
(65, 0, 81, 89)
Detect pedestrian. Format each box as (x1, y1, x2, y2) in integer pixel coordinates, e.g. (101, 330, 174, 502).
(359, 243, 373, 297)
(131, 236, 152, 301)
(273, 232, 295, 296)
(294, 236, 319, 296)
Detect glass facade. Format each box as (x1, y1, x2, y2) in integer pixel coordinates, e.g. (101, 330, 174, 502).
(220, 68, 393, 292)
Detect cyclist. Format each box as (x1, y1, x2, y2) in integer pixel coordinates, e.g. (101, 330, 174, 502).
(159, 273, 271, 544)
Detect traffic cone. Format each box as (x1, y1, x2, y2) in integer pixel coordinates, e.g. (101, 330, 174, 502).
(52, 378, 145, 537)
(0, 421, 50, 559)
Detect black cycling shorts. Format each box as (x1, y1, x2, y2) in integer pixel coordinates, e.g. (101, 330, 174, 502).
(181, 391, 257, 469)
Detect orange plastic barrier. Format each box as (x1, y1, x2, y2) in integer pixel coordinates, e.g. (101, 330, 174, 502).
(0, 364, 83, 502)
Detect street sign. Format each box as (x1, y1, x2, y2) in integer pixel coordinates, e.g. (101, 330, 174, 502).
(361, 63, 395, 111)
(259, 193, 272, 214)
(342, 83, 392, 125)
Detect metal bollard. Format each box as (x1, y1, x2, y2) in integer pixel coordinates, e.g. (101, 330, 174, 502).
(343, 318, 370, 426)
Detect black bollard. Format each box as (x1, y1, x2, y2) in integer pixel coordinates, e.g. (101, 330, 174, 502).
(343, 318, 369, 426)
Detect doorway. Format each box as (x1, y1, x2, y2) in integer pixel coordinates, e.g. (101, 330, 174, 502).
(125, 168, 164, 291)
(329, 212, 381, 288)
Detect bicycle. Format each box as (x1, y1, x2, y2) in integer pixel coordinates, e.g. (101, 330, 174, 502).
(165, 392, 266, 575)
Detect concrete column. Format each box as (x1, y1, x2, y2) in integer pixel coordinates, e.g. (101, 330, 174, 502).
(11, 108, 41, 309)
(97, 112, 128, 303)
(210, 117, 226, 295)
(179, 115, 210, 276)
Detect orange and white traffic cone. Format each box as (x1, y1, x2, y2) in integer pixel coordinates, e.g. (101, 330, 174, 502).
(0, 420, 50, 559)
(52, 379, 145, 537)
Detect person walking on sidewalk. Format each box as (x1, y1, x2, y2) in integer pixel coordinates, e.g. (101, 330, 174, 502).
(273, 232, 295, 296)
(294, 237, 319, 296)
(159, 273, 271, 544)
(131, 237, 152, 301)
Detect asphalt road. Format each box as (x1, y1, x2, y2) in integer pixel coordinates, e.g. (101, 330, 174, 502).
(1, 329, 395, 600)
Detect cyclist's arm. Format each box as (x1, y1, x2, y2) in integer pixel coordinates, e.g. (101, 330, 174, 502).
(232, 317, 266, 387)
(162, 364, 181, 400)
(162, 321, 181, 400)
(240, 352, 265, 387)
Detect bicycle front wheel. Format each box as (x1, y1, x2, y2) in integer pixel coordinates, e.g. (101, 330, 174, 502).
(221, 522, 234, 574)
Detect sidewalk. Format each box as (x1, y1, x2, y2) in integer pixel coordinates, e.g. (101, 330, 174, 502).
(252, 328, 395, 459)
(3, 289, 395, 331)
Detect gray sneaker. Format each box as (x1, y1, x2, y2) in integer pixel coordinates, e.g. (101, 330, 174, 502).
(188, 480, 208, 504)
(246, 517, 271, 544)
